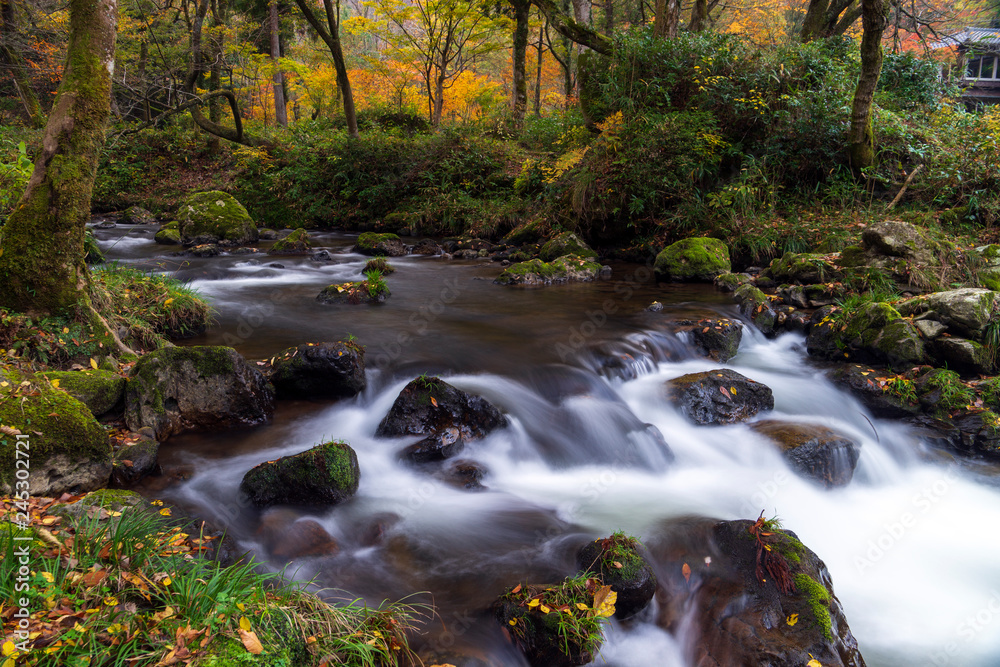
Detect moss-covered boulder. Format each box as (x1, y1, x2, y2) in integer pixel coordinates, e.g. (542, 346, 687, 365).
(120, 206, 156, 224)
(354, 232, 406, 257)
(733, 284, 778, 337)
(124, 346, 274, 441)
(714, 272, 754, 292)
(654, 238, 731, 282)
(648, 517, 866, 667)
(377, 376, 506, 441)
(539, 232, 598, 262)
(672, 318, 743, 362)
(269, 341, 366, 400)
(42, 369, 126, 417)
(577, 533, 657, 620)
(239, 440, 360, 508)
(269, 228, 313, 255)
(154, 222, 181, 245)
(495, 254, 604, 286)
(750, 420, 860, 488)
(764, 252, 842, 285)
(897, 288, 1000, 337)
(178, 191, 258, 246)
(0, 372, 111, 496)
(828, 364, 921, 419)
(664, 368, 774, 425)
(807, 302, 927, 369)
(84, 230, 104, 264)
(316, 280, 389, 304)
(110, 431, 160, 486)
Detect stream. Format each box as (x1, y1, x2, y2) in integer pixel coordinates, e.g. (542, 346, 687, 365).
(94, 222, 1000, 667)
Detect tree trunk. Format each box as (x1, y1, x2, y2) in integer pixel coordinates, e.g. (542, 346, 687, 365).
(533, 22, 544, 116)
(801, 0, 861, 42)
(511, 0, 531, 128)
(689, 0, 708, 31)
(654, 0, 679, 38)
(433, 74, 446, 126)
(0, 0, 45, 127)
(848, 0, 887, 170)
(0, 0, 118, 315)
(270, 0, 287, 127)
(293, 0, 358, 137)
(604, 0, 613, 34)
(532, 0, 613, 55)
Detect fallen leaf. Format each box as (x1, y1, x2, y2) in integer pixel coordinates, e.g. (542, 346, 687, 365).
(430, 397, 438, 407)
(592, 584, 617, 618)
(239, 617, 252, 632)
(51, 379, 60, 388)
(90, 358, 99, 370)
(682, 563, 691, 583)
(807, 660, 822, 667)
(238, 629, 263, 654)
(511, 584, 521, 594)
(787, 613, 799, 626)
(612, 561, 623, 569)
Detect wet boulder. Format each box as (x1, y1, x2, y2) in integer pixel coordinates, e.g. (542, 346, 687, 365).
(897, 288, 1000, 338)
(764, 252, 842, 285)
(316, 280, 389, 304)
(664, 368, 774, 425)
(806, 302, 926, 369)
(827, 364, 920, 419)
(399, 427, 464, 464)
(239, 440, 360, 508)
(268, 228, 313, 254)
(673, 318, 743, 362)
(188, 243, 220, 257)
(110, 431, 160, 487)
(734, 284, 778, 337)
(411, 239, 442, 255)
(654, 237, 731, 282)
(42, 369, 126, 417)
(0, 372, 111, 496)
(376, 376, 506, 440)
(178, 191, 258, 246)
(931, 336, 994, 376)
(577, 533, 657, 620)
(539, 232, 598, 262)
(120, 206, 156, 224)
(648, 516, 867, 667)
(154, 223, 181, 245)
(354, 232, 406, 257)
(268, 341, 366, 400)
(493, 577, 609, 667)
(495, 255, 605, 286)
(256, 509, 340, 559)
(124, 346, 274, 441)
(435, 458, 489, 490)
(714, 271, 754, 292)
(750, 420, 861, 488)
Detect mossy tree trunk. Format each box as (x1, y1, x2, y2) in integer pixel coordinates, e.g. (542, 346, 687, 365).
(511, 0, 531, 129)
(0, 0, 45, 127)
(0, 0, 118, 316)
(532, 0, 612, 55)
(848, 0, 887, 171)
(688, 0, 708, 31)
(292, 0, 358, 138)
(800, 0, 861, 42)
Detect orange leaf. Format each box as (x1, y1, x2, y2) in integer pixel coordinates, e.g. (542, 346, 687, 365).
(682, 563, 691, 583)
(238, 628, 263, 654)
(430, 397, 438, 407)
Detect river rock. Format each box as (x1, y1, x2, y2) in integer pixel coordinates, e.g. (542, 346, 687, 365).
(714, 272, 754, 292)
(124, 346, 274, 441)
(436, 458, 489, 490)
(256, 509, 340, 559)
(577, 534, 657, 620)
(734, 284, 778, 337)
(354, 232, 406, 256)
(931, 336, 994, 376)
(154, 222, 181, 245)
(539, 232, 598, 262)
(827, 364, 920, 419)
(648, 516, 866, 667)
(316, 280, 389, 304)
(860, 219, 943, 267)
(188, 243, 220, 257)
(399, 427, 464, 464)
(897, 288, 1000, 337)
(269, 341, 366, 399)
(411, 239, 442, 255)
(764, 252, 842, 284)
(0, 371, 111, 496)
(269, 228, 312, 254)
(178, 190, 258, 246)
(664, 368, 774, 425)
(674, 318, 743, 362)
(654, 237, 731, 282)
(750, 420, 860, 488)
(120, 205, 156, 224)
(110, 431, 160, 486)
(806, 302, 926, 369)
(239, 440, 360, 508)
(42, 369, 126, 417)
(377, 377, 506, 440)
(495, 254, 605, 286)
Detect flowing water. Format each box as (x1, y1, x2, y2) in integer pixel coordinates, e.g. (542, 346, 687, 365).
(95, 223, 1000, 667)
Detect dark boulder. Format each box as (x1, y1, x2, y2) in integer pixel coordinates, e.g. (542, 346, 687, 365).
(734, 284, 779, 337)
(110, 431, 160, 487)
(664, 369, 774, 425)
(376, 377, 506, 440)
(750, 420, 861, 488)
(435, 459, 489, 490)
(674, 318, 743, 362)
(577, 533, 657, 620)
(124, 346, 274, 441)
(828, 364, 921, 419)
(239, 440, 360, 509)
(269, 341, 366, 400)
(256, 509, 340, 559)
(411, 239, 443, 255)
(648, 516, 867, 667)
(399, 427, 464, 464)
(354, 232, 406, 257)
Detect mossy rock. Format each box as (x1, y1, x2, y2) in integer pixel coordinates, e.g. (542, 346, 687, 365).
(539, 232, 597, 262)
(120, 206, 156, 224)
(239, 440, 360, 508)
(269, 228, 313, 255)
(713, 272, 753, 292)
(154, 224, 181, 245)
(577, 534, 656, 620)
(84, 230, 104, 264)
(764, 252, 841, 285)
(897, 288, 1000, 337)
(42, 369, 126, 417)
(495, 254, 603, 286)
(353, 232, 406, 257)
(807, 302, 927, 369)
(124, 346, 274, 441)
(733, 284, 778, 337)
(178, 191, 258, 246)
(0, 371, 111, 496)
(316, 281, 390, 304)
(503, 218, 547, 245)
(654, 238, 731, 282)
(269, 341, 366, 399)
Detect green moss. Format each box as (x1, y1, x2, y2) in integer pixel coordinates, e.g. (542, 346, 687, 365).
(539, 232, 597, 262)
(765, 252, 839, 284)
(497, 254, 601, 286)
(269, 228, 313, 254)
(363, 257, 395, 274)
(239, 440, 360, 508)
(154, 225, 181, 245)
(42, 369, 125, 416)
(793, 573, 833, 642)
(179, 191, 258, 245)
(714, 272, 752, 291)
(654, 237, 731, 282)
(356, 232, 400, 251)
(837, 245, 866, 268)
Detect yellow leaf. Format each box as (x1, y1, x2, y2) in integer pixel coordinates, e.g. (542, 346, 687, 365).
(40, 572, 54, 583)
(786, 613, 799, 626)
(164, 298, 174, 307)
(51, 378, 60, 388)
(527, 599, 540, 608)
(62, 327, 69, 334)
(730, 386, 737, 394)
(161, 577, 171, 586)
(151, 499, 164, 506)
(592, 585, 617, 618)
(807, 661, 822, 667)
(430, 397, 438, 407)
(239, 617, 252, 632)
(539, 605, 551, 614)
(239, 629, 263, 655)
(576, 603, 589, 610)
(237, 603, 245, 611)
(90, 358, 98, 370)
(508, 619, 517, 625)
(106, 510, 121, 517)
(159, 508, 172, 516)
(104, 596, 119, 606)
(2, 642, 16, 657)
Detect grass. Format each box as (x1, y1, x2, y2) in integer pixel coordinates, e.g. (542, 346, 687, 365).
(0, 493, 424, 667)
(580, 531, 645, 580)
(922, 368, 976, 415)
(362, 270, 389, 299)
(362, 257, 395, 275)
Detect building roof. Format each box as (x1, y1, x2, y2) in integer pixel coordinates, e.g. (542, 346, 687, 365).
(931, 27, 1000, 50)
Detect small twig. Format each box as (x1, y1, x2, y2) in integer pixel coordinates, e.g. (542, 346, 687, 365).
(887, 164, 924, 211)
